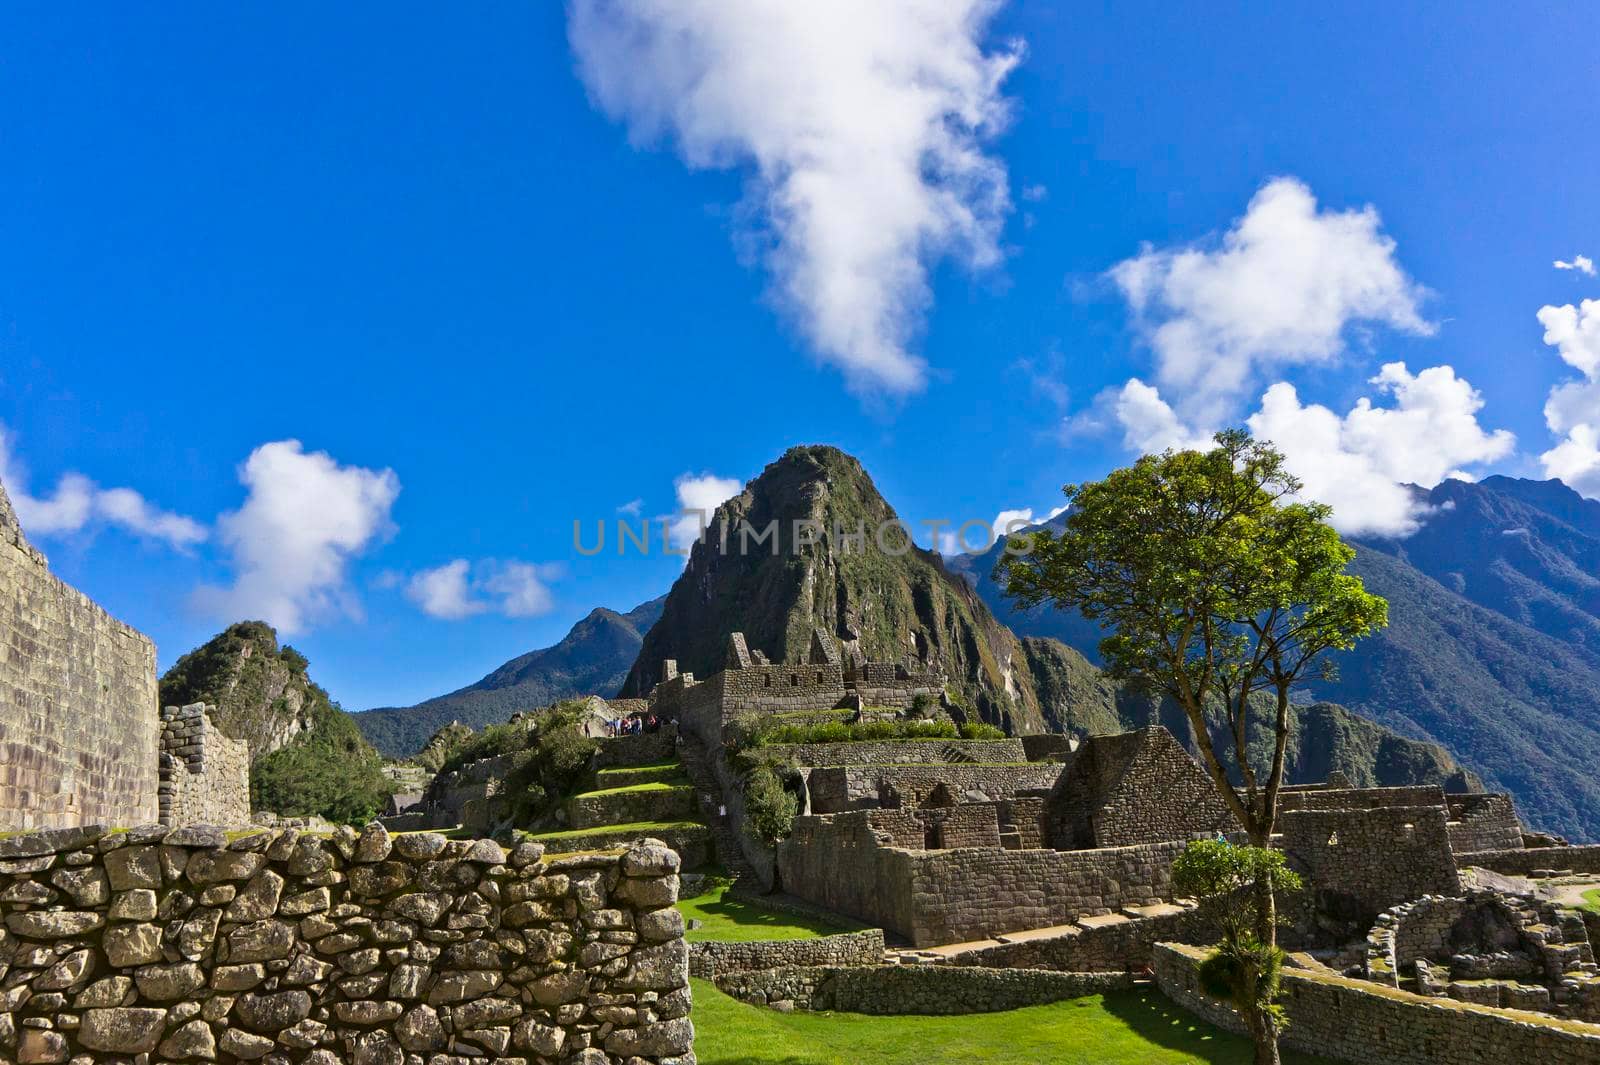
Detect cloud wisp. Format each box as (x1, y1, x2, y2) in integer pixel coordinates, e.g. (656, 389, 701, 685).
(1555, 254, 1596, 277)
(193, 440, 400, 635)
(567, 0, 1020, 396)
(0, 422, 206, 549)
(1109, 177, 1433, 424)
(405, 559, 562, 621)
(665, 471, 744, 553)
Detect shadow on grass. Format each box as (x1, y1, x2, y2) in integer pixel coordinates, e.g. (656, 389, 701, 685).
(1100, 989, 1339, 1065)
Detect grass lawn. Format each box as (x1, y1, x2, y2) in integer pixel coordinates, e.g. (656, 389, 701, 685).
(690, 979, 1338, 1065)
(681, 883, 864, 942)
(1580, 887, 1600, 912)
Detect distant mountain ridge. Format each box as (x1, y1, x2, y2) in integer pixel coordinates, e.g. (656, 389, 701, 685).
(953, 475, 1600, 841)
(355, 596, 665, 756)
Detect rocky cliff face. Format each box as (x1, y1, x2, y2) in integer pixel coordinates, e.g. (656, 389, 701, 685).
(158, 621, 316, 762)
(620, 445, 1058, 733)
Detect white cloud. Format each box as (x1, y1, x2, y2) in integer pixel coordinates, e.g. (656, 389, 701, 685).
(1541, 424, 1600, 498)
(406, 560, 481, 620)
(1246, 363, 1514, 537)
(193, 440, 400, 634)
(0, 422, 205, 548)
(666, 472, 743, 552)
(1537, 299, 1600, 382)
(616, 498, 644, 516)
(1107, 378, 1216, 454)
(404, 559, 560, 620)
(568, 0, 1019, 395)
(1536, 298, 1600, 497)
(1555, 254, 1596, 277)
(1109, 177, 1432, 422)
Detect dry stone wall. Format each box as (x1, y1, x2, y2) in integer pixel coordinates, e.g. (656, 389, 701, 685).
(687, 929, 884, 978)
(805, 763, 1062, 814)
(711, 963, 1133, 1015)
(1154, 941, 1600, 1065)
(1445, 794, 1524, 853)
(778, 809, 1186, 947)
(1456, 844, 1600, 877)
(1279, 805, 1461, 921)
(0, 824, 694, 1065)
(761, 738, 1026, 769)
(159, 703, 251, 828)
(0, 479, 159, 831)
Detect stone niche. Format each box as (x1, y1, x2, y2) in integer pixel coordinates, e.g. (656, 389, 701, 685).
(1, 478, 160, 831)
(0, 823, 695, 1064)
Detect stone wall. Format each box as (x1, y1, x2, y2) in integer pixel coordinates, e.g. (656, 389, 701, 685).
(763, 738, 1027, 769)
(0, 479, 160, 831)
(159, 703, 251, 828)
(1455, 844, 1600, 876)
(1154, 941, 1600, 1065)
(712, 963, 1134, 1015)
(1276, 784, 1446, 812)
(0, 824, 694, 1065)
(933, 904, 1218, 973)
(805, 763, 1064, 814)
(688, 929, 884, 978)
(1444, 794, 1527, 854)
(777, 810, 1186, 947)
(1278, 804, 1461, 922)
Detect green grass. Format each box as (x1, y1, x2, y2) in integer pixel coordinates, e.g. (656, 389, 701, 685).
(1578, 888, 1600, 913)
(690, 979, 1338, 1065)
(681, 883, 864, 942)
(521, 819, 706, 842)
(573, 780, 693, 798)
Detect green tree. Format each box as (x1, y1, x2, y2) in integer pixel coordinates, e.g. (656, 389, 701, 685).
(1002, 429, 1386, 1065)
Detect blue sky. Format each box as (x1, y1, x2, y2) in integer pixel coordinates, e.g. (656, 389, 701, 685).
(2, 2, 1597, 711)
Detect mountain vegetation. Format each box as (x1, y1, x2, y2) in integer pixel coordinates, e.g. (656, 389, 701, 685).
(355, 597, 665, 756)
(159, 621, 392, 824)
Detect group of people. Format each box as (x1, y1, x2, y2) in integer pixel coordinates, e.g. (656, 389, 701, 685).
(605, 712, 661, 737)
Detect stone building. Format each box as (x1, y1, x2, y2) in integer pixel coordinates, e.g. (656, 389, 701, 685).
(0, 477, 160, 830)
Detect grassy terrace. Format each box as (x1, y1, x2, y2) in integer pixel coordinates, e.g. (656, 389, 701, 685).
(691, 980, 1338, 1065)
(681, 882, 864, 943)
(520, 819, 706, 844)
(573, 779, 693, 798)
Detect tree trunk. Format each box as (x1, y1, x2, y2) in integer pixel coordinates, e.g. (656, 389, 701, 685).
(1248, 850, 1282, 1065)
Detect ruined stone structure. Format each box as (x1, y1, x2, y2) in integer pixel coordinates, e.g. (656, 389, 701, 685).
(158, 702, 252, 828)
(0, 479, 160, 831)
(0, 823, 694, 1064)
(805, 762, 1061, 815)
(1044, 726, 1237, 849)
(648, 629, 944, 752)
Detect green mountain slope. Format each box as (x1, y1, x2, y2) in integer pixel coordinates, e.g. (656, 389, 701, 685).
(160, 622, 391, 823)
(356, 597, 665, 756)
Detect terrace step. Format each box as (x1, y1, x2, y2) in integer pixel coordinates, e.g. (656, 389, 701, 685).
(567, 784, 697, 830)
(591, 763, 687, 790)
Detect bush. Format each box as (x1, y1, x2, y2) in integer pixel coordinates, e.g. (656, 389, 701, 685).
(959, 722, 1006, 740)
(497, 702, 600, 826)
(743, 765, 798, 845)
(738, 716, 962, 749)
(251, 704, 392, 825)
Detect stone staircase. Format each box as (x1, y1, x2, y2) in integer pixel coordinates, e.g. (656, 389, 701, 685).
(677, 731, 760, 887)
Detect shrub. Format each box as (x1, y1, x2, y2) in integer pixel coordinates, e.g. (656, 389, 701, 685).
(743, 765, 798, 845)
(959, 722, 1006, 740)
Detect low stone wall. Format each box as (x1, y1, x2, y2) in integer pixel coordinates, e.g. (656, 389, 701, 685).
(805, 763, 1063, 814)
(713, 963, 1134, 1014)
(1457, 844, 1600, 876)
(531, 823, 713, 871)
(159, 703, 251, 828)
(0, 824, 694, 1065)
(688, 929, 884, 978)
(763, 738, 1027, 768)
(1154, 941, 1600, 1065)
(594, 727, 678, 769)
